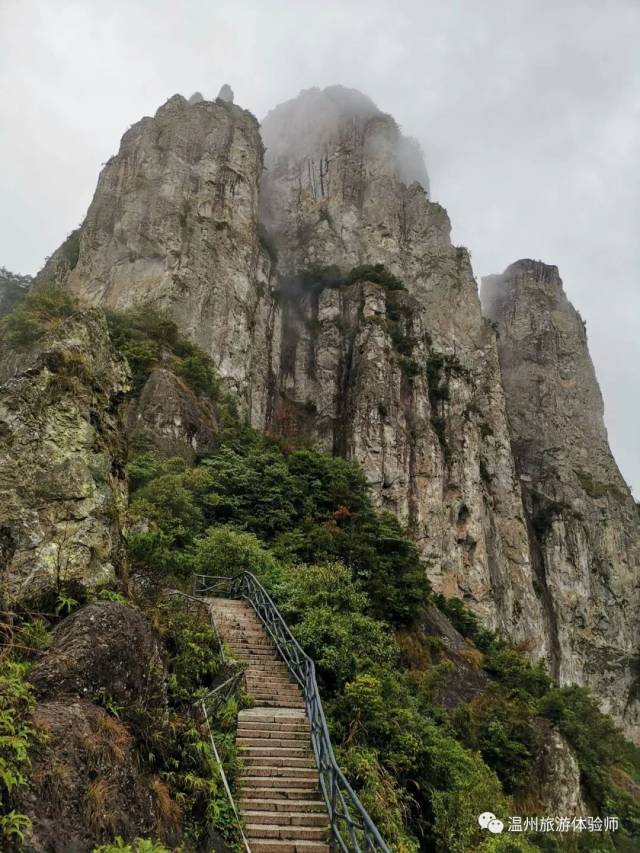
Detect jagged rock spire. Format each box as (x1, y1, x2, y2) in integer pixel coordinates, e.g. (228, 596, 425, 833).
(482, 260, 640, 741)
(216, 83, 234, 103)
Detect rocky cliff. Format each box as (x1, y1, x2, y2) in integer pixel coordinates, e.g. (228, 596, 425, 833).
(34, 87, 547, 653)
(29, 86, 639, 736)
(482, 260, 640, 740)
(259, 86, 545, 651)
(0, 309, 129, 606)
(36, 93, 279, 426)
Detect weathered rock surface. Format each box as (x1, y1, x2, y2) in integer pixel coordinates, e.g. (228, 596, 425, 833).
(482, 260, 640, 740)
(260, 86, 545, 649)
(533, 720, 586, 816)
(35, 94, 279, 425)
(0, 310, 129, 606)
(0, 266, 31, 317)
(126, 366, 217, 456)
(217, 83, 234, 103)
(33, 87, 546, 648)
(17, 698, 177, 852)
(404, 604, 489, 709)
(31, 601, 167, 731)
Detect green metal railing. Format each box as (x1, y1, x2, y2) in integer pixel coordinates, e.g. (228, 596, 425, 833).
(193, 572, 391, 853)
(163, 590, 250, 852)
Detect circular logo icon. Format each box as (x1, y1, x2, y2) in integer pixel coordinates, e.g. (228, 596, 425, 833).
(478, 812, 496, 829)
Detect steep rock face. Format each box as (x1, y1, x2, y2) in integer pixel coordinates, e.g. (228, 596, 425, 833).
(482, 260, 640, 740)
(125, 367, 217, 457)
(36, 94, 279, 425)
(534, 721, 586, 816)
(0, 310, 129, 605)
(260, 86, 546, 648)
(34, 86, 548, 648)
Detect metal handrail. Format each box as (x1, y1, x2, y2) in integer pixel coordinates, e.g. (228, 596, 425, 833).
(164, 588, 229, 664)
(194, 571, 391, 853)
(163, 588, 250, 852)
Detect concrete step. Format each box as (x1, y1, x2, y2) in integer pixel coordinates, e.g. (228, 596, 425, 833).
(239, 746, 310, 758)
(242, 756, 315, 769)
(240, 798, 326, 814)
(246, 824, 329, 841)
(247, 840, 329, 853)
(237, 727, 309, 739)
(242, 811, 328, 828)
(239, 767, 317, 780)
(240, 779, 318, 793)
(246, 674, 295, 683)
(238, 721, 309, 733)
(236, 737, 309, 749)
(241, 788, 320, 802)
(239, 709, 307, 722)
(249, 693, 303, 703)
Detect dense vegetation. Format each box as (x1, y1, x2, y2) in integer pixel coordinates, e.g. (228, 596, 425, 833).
(119, 309, 639, 852)
(2, 293, 639, 852)
(0, 588, 242, 851)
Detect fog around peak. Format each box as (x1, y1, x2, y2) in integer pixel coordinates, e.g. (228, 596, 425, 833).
(261, 85, 430, 192)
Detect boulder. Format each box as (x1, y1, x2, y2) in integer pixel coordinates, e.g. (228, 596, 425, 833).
(126, 367, 217, 457)
(17, 698, 178, 852)
(30, 602, 167, 732)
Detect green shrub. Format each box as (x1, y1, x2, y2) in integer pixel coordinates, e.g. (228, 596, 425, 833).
(452, 689, 541, 794)
(346, 263, 405, 291)
(192, 526, 280, 585)
(61, 229, 81, 270)
(106, 307, 221, 398)
(157, 605, 224, 704)
(93, 838, 170, 852)
(1, 286, 77, 348)
(175, 352, 219, 397)
(539, 687, 640, 817)
(0, 658, 37, 847)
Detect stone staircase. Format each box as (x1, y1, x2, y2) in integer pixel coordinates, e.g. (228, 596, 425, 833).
(208, 597, 331, 853)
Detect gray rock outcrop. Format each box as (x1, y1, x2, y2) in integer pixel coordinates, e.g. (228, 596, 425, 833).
(482, 260, 640, 740)
(126, 367, 218, 456)
(0, 310, 129, 606)
(35, 94, 279, 425)
(33, 87, 545, 648)
(259, 86, 545, 650)
(216, 83, 234, 103)
(29, 87, 639, 737)
(534, 721, 586, 816)
(17, 698, 176, 852)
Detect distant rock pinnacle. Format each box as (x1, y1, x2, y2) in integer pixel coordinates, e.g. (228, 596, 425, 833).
(216, 83, 234, 104)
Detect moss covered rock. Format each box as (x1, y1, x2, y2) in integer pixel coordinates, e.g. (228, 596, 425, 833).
(0, 309, 129, 606)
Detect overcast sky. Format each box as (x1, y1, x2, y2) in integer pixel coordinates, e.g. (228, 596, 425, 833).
(1, 0, 638, 493)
